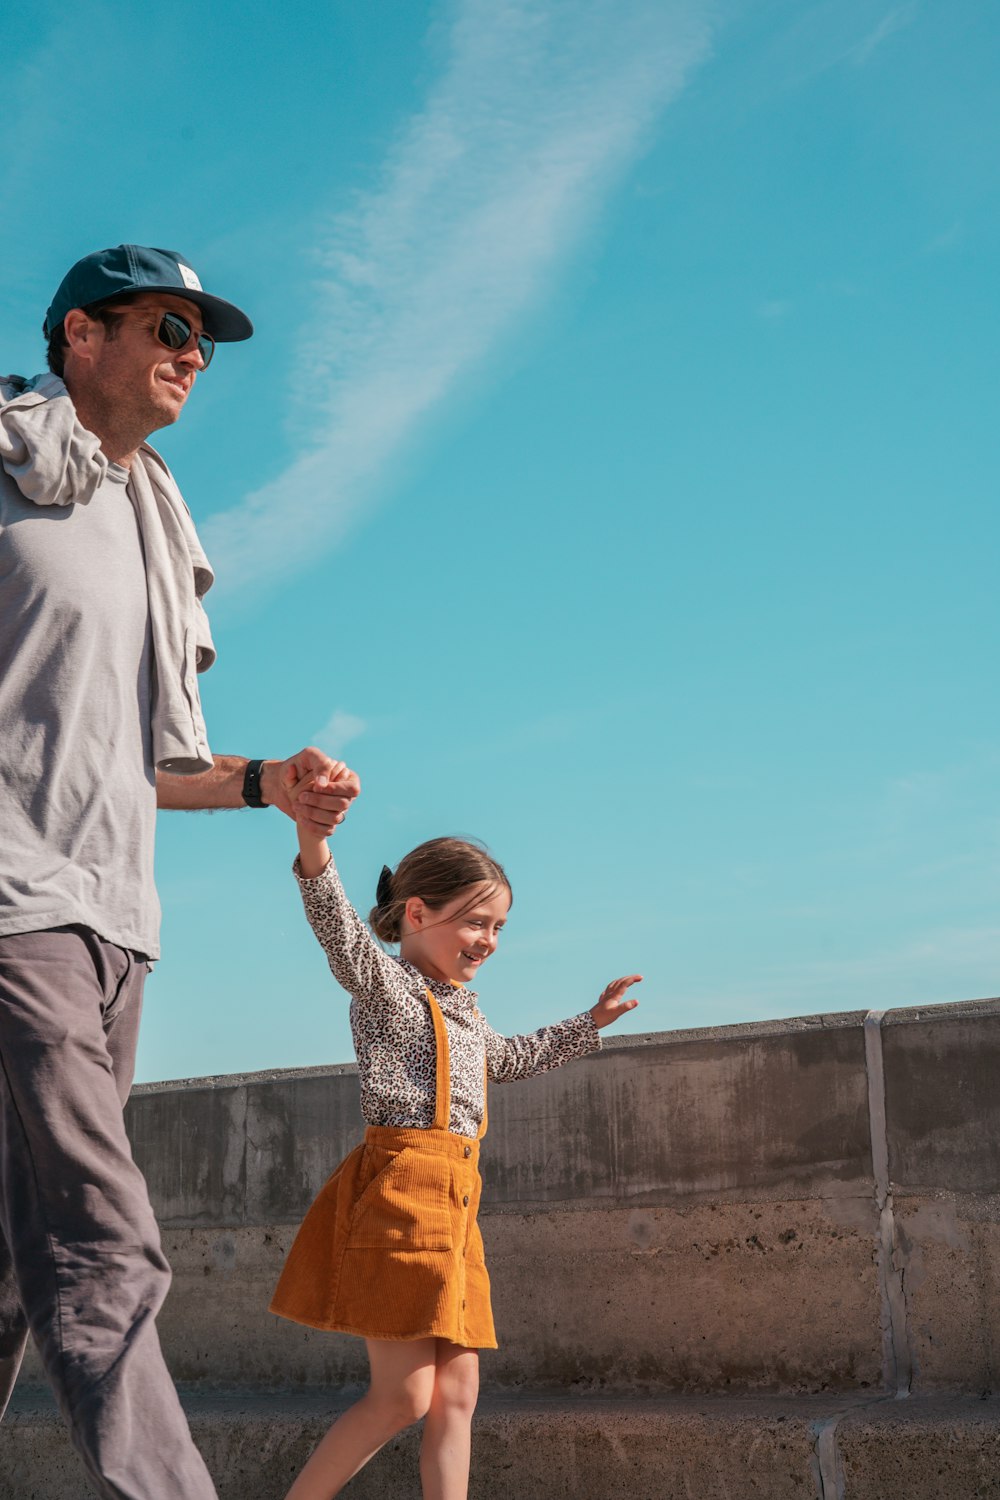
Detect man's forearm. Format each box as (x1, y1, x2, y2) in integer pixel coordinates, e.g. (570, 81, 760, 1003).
(156, 756, 280, 810)
(157, 747, 358, 830)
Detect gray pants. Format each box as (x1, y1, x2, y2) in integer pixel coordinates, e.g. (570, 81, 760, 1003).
(0, 926, 217, 1500)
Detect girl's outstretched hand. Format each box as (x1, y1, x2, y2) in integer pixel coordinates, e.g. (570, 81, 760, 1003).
(590, 974, 642, 1030)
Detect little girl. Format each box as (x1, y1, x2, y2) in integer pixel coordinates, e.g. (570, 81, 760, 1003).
(270, 765, 641, 1500)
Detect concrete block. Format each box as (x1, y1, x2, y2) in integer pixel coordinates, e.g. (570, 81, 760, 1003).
(243, 1072, 365, 1225)
(483, 1022, 873, 1208)
(837, 1393, 1000, 1499)
(882, 999, 1000, 1194)
(125, 1068, 367, 1229)
(126, 1078, 250, 1225)
(893, 1196, 1000, 1391)
(482, 1197, 881, 1394)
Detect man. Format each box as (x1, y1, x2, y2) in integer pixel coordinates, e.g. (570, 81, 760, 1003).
(0, 245, 357, 1499)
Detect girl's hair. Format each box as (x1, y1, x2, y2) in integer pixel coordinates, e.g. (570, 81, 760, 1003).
(368, 837, 511, 944)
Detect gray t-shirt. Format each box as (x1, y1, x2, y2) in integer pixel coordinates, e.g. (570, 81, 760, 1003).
(0, 463, 160, 956)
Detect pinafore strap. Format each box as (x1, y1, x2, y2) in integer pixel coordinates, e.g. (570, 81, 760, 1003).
(424, 988, 488, 1139)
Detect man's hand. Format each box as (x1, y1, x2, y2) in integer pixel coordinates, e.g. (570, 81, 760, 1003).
(590, 975, 642, 1030)
(261, 747, 361, 836)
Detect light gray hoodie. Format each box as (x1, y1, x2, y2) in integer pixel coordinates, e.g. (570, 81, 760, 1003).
(0, 372, 215, 773)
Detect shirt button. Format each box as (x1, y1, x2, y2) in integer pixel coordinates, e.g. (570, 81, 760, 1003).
(463, 1146, 472, 1158)
(463, 1194, 470, 1207)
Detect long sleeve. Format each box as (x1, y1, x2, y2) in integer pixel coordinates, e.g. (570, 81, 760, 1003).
(482, 1009, 600, 1084)
(294, 856, 406, 1008)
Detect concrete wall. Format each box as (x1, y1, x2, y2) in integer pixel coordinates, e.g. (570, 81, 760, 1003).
(21, 997, 1000, 1398)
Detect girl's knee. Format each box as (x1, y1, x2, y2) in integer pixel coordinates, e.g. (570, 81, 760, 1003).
(369, 1367, 436, 1432)
(435, 1356, 480, 1420)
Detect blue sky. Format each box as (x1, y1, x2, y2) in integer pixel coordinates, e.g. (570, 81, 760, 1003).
(3, 0, 998, 1082)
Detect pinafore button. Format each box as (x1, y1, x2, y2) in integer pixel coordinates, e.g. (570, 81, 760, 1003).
(463, 1146, 472, 1158)
(462, 1195, 470, 1207)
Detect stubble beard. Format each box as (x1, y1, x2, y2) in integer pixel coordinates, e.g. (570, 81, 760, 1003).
(87, 368, 184, 462)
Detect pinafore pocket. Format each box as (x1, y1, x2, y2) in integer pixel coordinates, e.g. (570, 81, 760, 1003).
(348, 1143, 453, 1252)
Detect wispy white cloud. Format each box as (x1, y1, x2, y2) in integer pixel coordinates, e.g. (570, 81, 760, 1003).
(924, 221, 964, 255)
(848, 3, 917, 66)
(313, 709, 367, 751)
(757, 298, 793, 320)
(203, 0, 713, 599)
(750, 0, 920, 95)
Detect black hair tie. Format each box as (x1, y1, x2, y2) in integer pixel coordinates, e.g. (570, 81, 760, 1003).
(376, 865, 394, 909)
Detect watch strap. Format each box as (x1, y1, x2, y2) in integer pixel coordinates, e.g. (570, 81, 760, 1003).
(241, 759, 267, 808)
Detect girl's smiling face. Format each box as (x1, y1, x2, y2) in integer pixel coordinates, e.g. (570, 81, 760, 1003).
(400, 882, 511, 985)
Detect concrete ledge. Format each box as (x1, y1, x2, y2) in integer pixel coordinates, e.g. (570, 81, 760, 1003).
(6, 1388, 1000, 1500)
(125, 1010, 877, 1225)
(127, 1197, 881, 1392)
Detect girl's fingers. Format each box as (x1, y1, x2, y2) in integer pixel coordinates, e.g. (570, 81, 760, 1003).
(295, 770, 359, 801)
(596, 977, 642, 1018)
(292, 775, 352, 807)
(602, 974, 643, 999)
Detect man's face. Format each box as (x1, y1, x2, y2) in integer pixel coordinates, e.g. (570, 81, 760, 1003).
(84, 293, 208, 437)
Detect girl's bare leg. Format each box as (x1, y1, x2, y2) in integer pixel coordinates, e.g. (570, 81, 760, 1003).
(419, 1341, 480, 1500)
(284, 1338, 438, 1500)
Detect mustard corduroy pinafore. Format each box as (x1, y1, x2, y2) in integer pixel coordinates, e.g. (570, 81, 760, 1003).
(270, 989, 496, 1349)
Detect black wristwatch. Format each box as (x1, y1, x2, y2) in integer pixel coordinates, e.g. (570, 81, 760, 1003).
(241, 759, 268, 808)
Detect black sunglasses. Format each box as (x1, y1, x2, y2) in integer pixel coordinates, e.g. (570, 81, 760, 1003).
(102, 305, 216, 368)
(153, 310, 216, 369)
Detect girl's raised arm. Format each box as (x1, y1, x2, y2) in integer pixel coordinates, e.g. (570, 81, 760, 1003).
(284, 763, 356, 878)
(284, 766, 408, 1007)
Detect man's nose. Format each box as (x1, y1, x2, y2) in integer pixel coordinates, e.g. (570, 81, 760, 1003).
(178, 344, 206, 372)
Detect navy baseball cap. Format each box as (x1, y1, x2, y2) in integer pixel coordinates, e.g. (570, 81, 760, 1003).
(44, 244, 253, 342)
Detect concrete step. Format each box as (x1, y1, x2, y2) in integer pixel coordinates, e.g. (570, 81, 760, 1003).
(4, 1387, 1000, 1500)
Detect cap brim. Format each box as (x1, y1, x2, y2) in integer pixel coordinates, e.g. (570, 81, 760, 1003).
(105, 285, 254, 341)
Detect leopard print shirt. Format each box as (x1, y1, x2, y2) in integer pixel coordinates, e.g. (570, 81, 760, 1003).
(294, 857, 601, 1137)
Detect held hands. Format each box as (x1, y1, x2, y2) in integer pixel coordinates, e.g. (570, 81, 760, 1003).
(264, 747, 361, 836)
(590, 974, 642, 1030)
(280, 753, 360, 879)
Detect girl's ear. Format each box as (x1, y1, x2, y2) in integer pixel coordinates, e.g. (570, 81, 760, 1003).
(404, 896, 425, 932)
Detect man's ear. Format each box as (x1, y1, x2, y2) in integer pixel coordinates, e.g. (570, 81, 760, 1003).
(62, 307, 100, 362)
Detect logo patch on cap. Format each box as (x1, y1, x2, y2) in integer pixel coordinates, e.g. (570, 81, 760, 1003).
(177, 263, 203, 292)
